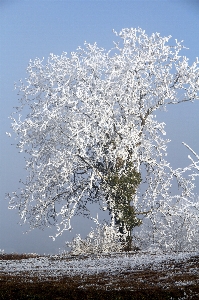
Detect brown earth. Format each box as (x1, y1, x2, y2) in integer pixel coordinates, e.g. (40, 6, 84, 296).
(0, 253, 199, 299)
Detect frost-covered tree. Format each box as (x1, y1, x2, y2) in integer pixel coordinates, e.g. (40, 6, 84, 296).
(7, 28, 199, 252)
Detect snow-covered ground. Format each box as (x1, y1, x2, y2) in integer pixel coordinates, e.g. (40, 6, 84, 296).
(1, 250, 199, 282)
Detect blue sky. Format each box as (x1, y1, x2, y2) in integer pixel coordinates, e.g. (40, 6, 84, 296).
(1, 0, 199, 255)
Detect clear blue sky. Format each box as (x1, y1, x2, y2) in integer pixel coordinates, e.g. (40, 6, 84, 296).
(1, 0, 199, 255)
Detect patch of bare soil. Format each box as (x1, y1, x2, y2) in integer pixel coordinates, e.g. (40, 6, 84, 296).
(0, 253, 41, 261)
(0, 253, 199, 299)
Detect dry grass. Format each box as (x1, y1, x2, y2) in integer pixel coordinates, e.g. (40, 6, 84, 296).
(0, 253, 199, 299)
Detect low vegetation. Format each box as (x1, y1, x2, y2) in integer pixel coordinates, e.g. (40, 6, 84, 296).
(1, 252, 199, 299)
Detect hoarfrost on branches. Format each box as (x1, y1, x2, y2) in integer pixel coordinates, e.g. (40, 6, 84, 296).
(65, 213, 128, 254)
(7, 28, 199, 252)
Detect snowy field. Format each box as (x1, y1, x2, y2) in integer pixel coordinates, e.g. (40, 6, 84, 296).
(1, 250, 199, 282)
(1, 251, 199, 299)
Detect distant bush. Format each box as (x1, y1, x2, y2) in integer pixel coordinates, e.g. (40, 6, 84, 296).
(65, 214, 130, 255)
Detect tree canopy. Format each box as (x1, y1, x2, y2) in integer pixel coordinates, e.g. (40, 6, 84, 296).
(7, 28, 199, 251)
